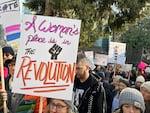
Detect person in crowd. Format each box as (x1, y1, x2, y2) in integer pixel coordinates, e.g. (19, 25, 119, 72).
(105, 64, 113, 83)
(131, 76, 145, 91)
(73, 53, 107, 113)
(2, 46, 15, 66)
(111, 77, 130, 112)
(0, 46, 15, 79)
(109, 65, 123, 83)
(5, 56, 47, 113)
(140, 81, 150, 113)
(145, 66, 150, 81)
(44, 98, 78, 113)
(110, 75, 123, 91)
(128, 69, 137, 85)
(138, 69, 147, 79)
(114, 87, 145, 113)
(97, 72, 113, 113)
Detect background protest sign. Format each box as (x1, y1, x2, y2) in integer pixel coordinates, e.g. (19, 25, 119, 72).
(12, 14, 81, 100)
(84, 51, 95, 70)
(94, 53, 108, 66)
(108, 42, 126, 65)
(121, 64, 133, 72)
(0, 0, 20, 44)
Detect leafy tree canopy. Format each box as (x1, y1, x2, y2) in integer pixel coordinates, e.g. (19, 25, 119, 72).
(120, 18, 150, 48)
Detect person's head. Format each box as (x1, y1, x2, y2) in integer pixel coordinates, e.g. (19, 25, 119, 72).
(112, 75, 123, 88)
(135, 76, 145, 89)
(2, 46, 14, 63)
(118, 78, 130, 91)
(75, 53, 90, 82)
(45, 98, 76, 113)
(119, 87, 145, 113)
(140, 81, 150, 101)
(5, 57, 16, 78)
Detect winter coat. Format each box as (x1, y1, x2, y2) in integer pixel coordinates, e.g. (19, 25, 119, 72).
(74, 73, 107, 113)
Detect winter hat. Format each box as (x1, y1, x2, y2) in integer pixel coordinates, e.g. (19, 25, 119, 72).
(141, 81, 150, 93)
(2, 46, 14, 55)
(119, 87, 145, 113)
(119, 78, 130, 87)
(136, 76, 145, 83)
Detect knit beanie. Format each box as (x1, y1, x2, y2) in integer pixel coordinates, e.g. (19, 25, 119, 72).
(141, 81, 150, 93)
(119, 87, 145, 113)
(2, 46, 14, 55)
(136, 76, 145, 83)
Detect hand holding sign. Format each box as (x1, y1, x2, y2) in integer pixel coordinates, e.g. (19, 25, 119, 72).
(49, 44, 62, 60)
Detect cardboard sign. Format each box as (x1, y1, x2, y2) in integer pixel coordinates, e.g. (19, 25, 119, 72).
(121, 64, 133, 72)
(12, 14, 81, 100)
(108, 42, 126, 64)
(84, 51, 95, 70)
(94, 54, 108, 66)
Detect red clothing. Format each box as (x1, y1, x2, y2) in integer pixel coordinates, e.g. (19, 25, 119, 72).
(23, 95, 47, 113)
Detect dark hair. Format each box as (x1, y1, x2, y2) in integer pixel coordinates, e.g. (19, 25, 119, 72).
(119, 78, 130, 87)
(76, 53, 86, 62)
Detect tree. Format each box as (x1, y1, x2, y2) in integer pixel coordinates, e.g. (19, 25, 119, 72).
(23, 0, 150, 48)
(120, 18, 150, 63)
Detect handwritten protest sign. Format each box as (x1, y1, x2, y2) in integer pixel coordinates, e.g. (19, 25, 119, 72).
(0, 0, 20, 43)
(94, 53, 108, 66)
(12, 14, 81, 100)
(108, 42, 126, 65)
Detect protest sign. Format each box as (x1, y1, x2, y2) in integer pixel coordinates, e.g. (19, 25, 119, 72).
(94, 53, 108, 66)
(12, 14, 81, 100)
(121, 64, 133, 72)
(0, 0, 20, 43)
(84, 51, 95, 70)
(108, 42, 126, 65)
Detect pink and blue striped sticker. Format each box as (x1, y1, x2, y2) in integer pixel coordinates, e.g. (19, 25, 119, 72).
(5, 24, 20, 41)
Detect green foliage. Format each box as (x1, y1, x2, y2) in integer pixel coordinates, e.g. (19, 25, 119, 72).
(120, 18, 150, 49)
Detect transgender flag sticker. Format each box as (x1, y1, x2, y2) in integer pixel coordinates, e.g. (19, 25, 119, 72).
(5, 24, 20, 41)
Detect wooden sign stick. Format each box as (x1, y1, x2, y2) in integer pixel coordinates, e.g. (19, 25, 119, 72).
(39, 97, 43, 113)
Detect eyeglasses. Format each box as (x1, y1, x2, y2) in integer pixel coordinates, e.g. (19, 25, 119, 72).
(49, 102, 67, 111)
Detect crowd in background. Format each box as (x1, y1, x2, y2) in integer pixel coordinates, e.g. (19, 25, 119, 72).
(0, 46, 150, 113)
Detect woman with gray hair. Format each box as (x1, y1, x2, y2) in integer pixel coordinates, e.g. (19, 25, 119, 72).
(44, 98, 78, 113)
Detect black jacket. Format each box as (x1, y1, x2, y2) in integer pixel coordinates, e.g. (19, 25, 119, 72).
(74, 73, 107, 113)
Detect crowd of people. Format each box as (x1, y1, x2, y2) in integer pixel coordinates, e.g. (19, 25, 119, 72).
(0, 45, 150, 113)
